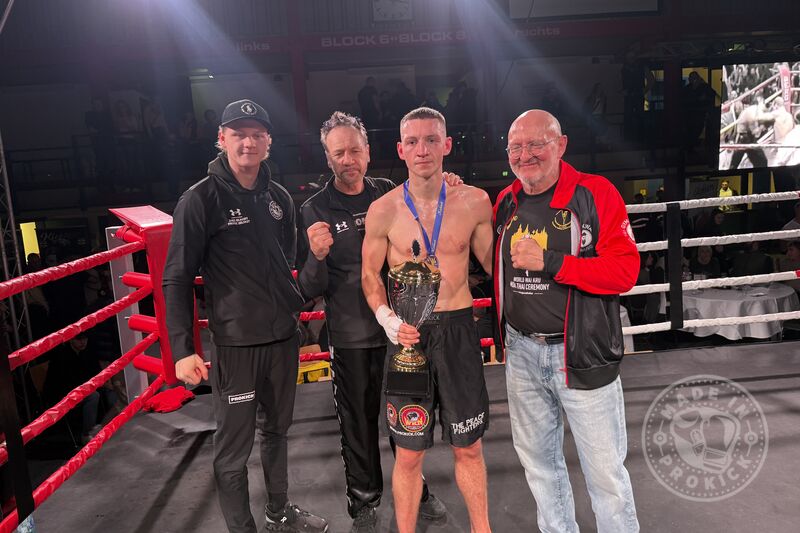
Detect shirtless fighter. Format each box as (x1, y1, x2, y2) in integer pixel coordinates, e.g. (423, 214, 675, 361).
(361, 107, 494, 533)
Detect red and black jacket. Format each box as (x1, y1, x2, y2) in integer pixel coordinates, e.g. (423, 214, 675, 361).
(492, 161, 639, 390)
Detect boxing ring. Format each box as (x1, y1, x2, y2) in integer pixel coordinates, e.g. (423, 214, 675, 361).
(2, 192, 800, 532)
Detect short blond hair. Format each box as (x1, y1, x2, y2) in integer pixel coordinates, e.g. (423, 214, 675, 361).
(399, 106, 446, 132)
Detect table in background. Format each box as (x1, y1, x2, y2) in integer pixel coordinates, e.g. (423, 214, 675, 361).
(682, 282, 800, 340)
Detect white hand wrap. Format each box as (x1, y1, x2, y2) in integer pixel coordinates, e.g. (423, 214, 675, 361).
(375, 305, 402, 345)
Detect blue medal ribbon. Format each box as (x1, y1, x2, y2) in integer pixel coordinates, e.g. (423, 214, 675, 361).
(403, 180, 446, 265)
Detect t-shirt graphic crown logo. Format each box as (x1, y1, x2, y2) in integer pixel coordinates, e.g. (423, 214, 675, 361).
(510, 224, 548, 251)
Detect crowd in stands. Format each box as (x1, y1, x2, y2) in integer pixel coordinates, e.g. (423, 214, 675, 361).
(624, 182, 800, 331)
(82, 96, 219, 194)
(357, 77, 481, 159)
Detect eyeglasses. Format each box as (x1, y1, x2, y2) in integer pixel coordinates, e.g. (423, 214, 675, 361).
(506, 138, 558, 158)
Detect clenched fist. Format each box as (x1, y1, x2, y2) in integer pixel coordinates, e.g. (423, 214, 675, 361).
(511, 237, 545, 271)
(307, 221, 334, 260)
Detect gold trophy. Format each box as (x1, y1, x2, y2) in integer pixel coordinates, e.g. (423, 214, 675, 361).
(385, 240, 441, 397)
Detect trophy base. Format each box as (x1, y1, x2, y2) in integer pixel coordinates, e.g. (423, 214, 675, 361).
(385, 347, 430, 397)
(385, 368, 430, 397)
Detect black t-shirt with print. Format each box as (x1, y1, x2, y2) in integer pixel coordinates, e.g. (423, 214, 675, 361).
(330, 185, 371, 235)
(502, 184, 571, 335)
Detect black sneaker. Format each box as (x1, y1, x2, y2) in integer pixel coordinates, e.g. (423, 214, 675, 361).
(418, 493, 447, 520)
(265, 502, 329, 532)
(349, 506, 377, 533)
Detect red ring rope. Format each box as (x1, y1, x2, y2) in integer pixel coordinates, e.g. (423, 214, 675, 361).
(0, 375, 166, 533)
(0, 334, 158, 467)
(0, 241, 145, 301)
(7, 286, 152, 371)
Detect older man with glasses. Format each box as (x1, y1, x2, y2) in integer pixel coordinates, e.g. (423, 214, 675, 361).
(491, 109, 641, 533)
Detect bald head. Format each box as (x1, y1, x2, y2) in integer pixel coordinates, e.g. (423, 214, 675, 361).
(509, 110, 562, 140)
(506, 109, 567, 195)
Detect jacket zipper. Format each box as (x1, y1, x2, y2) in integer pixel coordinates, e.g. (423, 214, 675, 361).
(495, 196, 520, 351)
(561, 207, 580, 388)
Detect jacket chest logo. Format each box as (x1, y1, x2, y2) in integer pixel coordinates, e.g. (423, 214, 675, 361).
(228, 208, 250, 226)
(552, 210, 571, 231)
(580, 223, 593, 249)
(269, 201, 283, 220)
(335, 220, 349, 233)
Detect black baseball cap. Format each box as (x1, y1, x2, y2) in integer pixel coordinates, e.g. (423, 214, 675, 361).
(220, 99, 273, 132)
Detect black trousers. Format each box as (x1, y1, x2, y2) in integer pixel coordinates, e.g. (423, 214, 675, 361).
(331, 345, 430, 518)
(330, 346, 385, 517)
(212, 336, 299, 533)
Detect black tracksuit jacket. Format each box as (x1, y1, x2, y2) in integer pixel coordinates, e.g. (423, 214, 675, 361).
(163, 155, 304, 361)
(297, 176, 395, 349)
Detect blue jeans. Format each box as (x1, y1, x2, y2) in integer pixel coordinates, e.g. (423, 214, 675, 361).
(504, 325, 639, 533)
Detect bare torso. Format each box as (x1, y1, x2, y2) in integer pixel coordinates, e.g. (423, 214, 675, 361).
(381, 183, 484, 311)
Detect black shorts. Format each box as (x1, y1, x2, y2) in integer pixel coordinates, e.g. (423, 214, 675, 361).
(384, 307, 489, 451)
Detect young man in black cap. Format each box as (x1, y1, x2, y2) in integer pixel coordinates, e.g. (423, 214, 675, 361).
(163, 99, 328, 533)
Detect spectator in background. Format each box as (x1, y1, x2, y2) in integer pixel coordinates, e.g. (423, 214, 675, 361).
(198, 108, 220, 161)
(379, 90, 396, 126)
(776, 241, 800, 292)
(782, 202, 800, 231)
(682, 71, 717, 153)
(584, 82, 608, 145)
(377, 90, 397, 159)
(112, 100, 142, 184)
(421, 90, 444, 114)
(112, 100, 140, 134)
(390, 81, 418, 121)
(178, 111, 202, 184)
(459, 87, 479, 157)
(25, 253, 50, 340)
(621, 49, 653, 142)
(142, 99, 173, 188)
(540, 82, 564, 119)
(718, 179, 737, 211)
(43, 333, 115, 444)
(357, 77, 381, 132)
(199, 109, 219, 142)
(26, 252, 42, 272)
(178, 111, 198, 142)
(43, 249, 87, 330)
(142, 100, 170, 141)
(86, 267, 126, 414)
(444, 81, 467, 126)
(630, 193, 656, 243)
(85, 97, 115, 181)
(696, 208, 726, 237)
(689, 245, 721, 279)
(695, 209, 730, 274)
(731, 241, 773, 277)
(632, 251, 666, 324)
